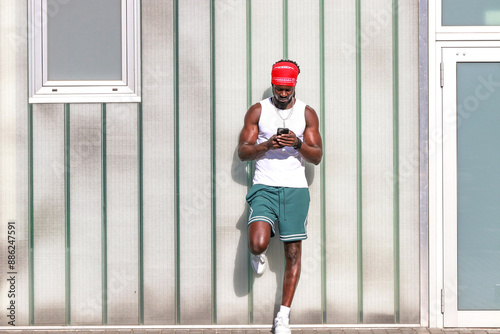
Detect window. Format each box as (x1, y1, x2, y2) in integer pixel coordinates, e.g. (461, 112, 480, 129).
(29, 0, 141, 103)
(442, 0, 500, 26)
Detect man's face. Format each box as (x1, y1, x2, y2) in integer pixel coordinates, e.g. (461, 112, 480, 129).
(272, 84, 295, 108)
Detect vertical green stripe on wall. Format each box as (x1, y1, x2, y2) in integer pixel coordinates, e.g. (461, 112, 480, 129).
(101, 104, 108, 325)
(210, 0, 217, 325)
(138, 2, 145, 325)
(283, 0, 288, 58)
(245, 0, 253, 192)
(246, 0, 254, 324)
(64, 104, 71, 325)
(355, 0, 363, 324)
(138, 102, 144, 325)
(28, 104, 34, 325)
(392, 0, 401, 324)
(246, 0, 252, 113)
(319, 0, 327, 324)
(27, 8, 34, 325)
(173, 0, 181, 325)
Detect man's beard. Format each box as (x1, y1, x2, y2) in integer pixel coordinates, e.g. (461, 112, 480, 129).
(273, 96, 293, 109)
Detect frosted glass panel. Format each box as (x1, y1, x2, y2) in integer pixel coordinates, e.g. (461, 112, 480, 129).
(47, 0, 122, 80)
(106, 104, 139, 324)
(398, 0, 421, 324)
(361, 0, 395, 324)
(69, 105, 102, 325)
(141, 0, 177, 325)
(32, 104, 66, 325)
(324, 0, 358, 324)
(442, 0, 500, 26)
(457, 63, 500, 310)
(178, 0, 212, 324)
(214, 0, 249, 324)
(0, 0, 30, 326)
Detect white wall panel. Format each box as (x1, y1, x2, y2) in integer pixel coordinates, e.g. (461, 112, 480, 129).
(178, 0, 213, 324)
(288, 0, 322, 324)
(69, 104, 102, 325)
(142, 0, 177, 325)
(106, 103, 139, 325)
(361, 0, 395, 323)
(324, 0, 359, 324)
(32, 104, 66, 325)
(0, 0, 29, 326)
(214, 0, 249, 325)
(398, 0, 420, 324)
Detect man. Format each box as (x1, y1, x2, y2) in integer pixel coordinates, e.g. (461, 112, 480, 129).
(238, 60, 323, 334)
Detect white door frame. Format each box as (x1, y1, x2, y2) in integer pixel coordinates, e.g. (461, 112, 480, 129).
(440, 45, 500, 327)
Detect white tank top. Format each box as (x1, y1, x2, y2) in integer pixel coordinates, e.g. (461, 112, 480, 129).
(253, 97, 308, 188)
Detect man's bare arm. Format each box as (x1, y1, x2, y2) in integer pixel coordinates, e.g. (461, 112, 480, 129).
(238, 103, 280, 161)
(276, 105, 322, 165)
(300, 106, 323, 164)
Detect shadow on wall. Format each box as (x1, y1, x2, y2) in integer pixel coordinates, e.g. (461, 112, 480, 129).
(230, 146, 252, 298)
(231, 146, 285, 318)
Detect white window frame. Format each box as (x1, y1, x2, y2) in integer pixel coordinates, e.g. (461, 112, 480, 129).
(436, 1, 500, 41)
(29, 0, 141, 103)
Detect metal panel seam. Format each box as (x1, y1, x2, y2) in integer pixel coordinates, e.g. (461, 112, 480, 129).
(101, 103, 108, 325)
(173, 0, 181, 325)
(138, 0, 145, 325)
(64, 104, 71, 325)
(27, 4, 35, 324)
(210, 0, 217, 325)
(392, 0, 401, 324)
(28, 104, 34, 325)
(283, 0, 288, 58)
(319, 0, 327, 324)
(246, 0, 254, 324)
(356, 0, 364, 324)
(138, 102, 144, 325)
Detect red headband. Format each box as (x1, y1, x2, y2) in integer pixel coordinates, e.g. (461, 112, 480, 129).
(271, 61, 299, 86)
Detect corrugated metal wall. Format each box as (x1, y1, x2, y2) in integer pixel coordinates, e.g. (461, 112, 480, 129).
(0, 0, 419, 327)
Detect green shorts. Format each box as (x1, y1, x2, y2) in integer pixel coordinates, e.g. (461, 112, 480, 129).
(246, 184, 310, 242)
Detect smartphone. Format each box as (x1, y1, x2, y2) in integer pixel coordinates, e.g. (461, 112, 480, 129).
(277, 127, 289, 135)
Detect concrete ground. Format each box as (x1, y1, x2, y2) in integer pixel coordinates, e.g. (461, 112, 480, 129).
(1, 328, 500, 334)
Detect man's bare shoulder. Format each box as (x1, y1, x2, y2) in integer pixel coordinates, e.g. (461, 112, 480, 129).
(245, 102, 263, 123)
(249, 101, 263, 112)
(305, 104, 317, 114)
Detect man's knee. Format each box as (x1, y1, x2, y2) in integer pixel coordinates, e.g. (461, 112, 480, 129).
(249, 232, 269, 254)
(248, 221, 271, 254)
(284, 242, 302, 266)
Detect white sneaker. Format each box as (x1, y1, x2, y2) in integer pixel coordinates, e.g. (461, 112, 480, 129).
(250, 252, 267, 275)
(273, 314, 291, 334)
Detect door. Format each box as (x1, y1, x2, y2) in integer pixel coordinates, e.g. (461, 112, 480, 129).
(443, 47, 500, 327)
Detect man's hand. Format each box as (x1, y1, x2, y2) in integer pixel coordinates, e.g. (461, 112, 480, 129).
(276, 131, 298, 148)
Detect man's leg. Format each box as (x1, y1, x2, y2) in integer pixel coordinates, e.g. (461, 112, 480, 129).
(248, 221, 272, 255)
(248, 221, 272, 275)
(281, 240, 302, 307)
(274, 240, 302, 334)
